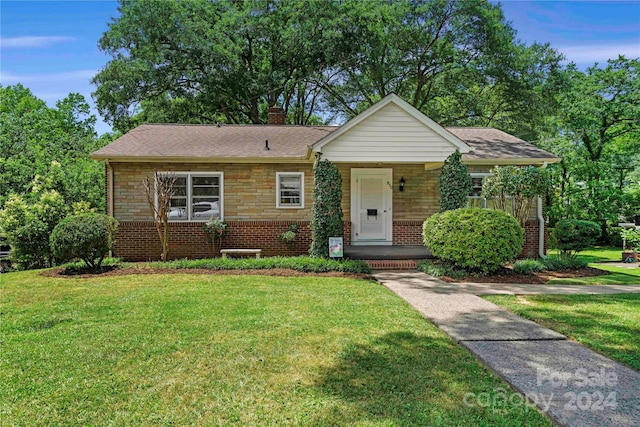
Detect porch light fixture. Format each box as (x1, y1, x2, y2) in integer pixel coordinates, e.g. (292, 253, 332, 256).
(399, 176, 405, 192)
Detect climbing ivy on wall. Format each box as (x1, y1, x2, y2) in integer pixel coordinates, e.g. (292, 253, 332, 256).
(310, 158, 344, 258)
(438, 150, 472, 212)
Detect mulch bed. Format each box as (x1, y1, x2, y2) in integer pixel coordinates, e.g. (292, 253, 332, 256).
(440, 266, 608, 284)
(41, 263, 608, 284)
(41, 266, 372, 280)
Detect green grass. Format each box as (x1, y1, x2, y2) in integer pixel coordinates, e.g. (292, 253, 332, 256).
(0, 270, 551, 426)
(485, 294, 640, 370)
(544, 246, 640, 285)
(548, 263, 640, 285)
(548, 246, 623, 263)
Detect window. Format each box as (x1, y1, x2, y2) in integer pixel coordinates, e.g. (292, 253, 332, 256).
(164, 172, 223, 221)
(468, 172, 516, 213)
(277, 172, 304, 208)
(468, 173, 490, 208)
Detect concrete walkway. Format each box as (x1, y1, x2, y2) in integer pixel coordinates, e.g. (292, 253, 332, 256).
(374, 271, 640, 427)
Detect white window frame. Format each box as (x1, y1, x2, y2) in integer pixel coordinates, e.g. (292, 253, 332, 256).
(157, 171, 224, 222)
(276, 172, 304, 209)
(468, 173, 491, 208)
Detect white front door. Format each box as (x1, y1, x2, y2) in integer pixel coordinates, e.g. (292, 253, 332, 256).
(351, 168, 393, 244)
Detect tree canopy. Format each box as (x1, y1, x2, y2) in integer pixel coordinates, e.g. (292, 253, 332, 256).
(93, 0, 563, 140)
(540, 57, 640, 230)
(0, 84, 109, 210)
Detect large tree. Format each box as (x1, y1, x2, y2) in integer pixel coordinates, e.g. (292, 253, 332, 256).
(318, 0, 563, 141)
(0, 84, 108, 210)
(93, 0, 349, 132)
(93, 0, 562, 138)
(541, 57, 640, 230)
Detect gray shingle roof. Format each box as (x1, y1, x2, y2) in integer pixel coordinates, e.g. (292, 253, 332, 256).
(92, 124, 338, 160)
(446, 128, 558, 161)
(92, 123, 558, 162)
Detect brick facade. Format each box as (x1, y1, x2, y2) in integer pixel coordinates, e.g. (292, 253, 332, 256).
(109, 161, 545, 261)
(393, 220, 424, 245)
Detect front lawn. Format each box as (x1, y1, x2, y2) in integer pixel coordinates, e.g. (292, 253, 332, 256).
(485, 294, 640, 370)
(547, 263, 640, 285)
(548, 246, 623, 263)
(1, 271, 550, 426)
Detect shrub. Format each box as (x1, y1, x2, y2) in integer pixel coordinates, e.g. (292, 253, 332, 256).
(278, 224, 299, 245)
(423, 208, 524, 274)
(0, 191, 68, 269)
(606, 226, 624, 248)
(50, 214, 119, 268)
(145, 256, 371, 274)
(553, 219, 601, 259)
(438, 151, 472, 212)
(310, 159, 344, 258)
(542, 255, 588, 271)
(621, 228, 640, 251)
(204, 218, 228, 254)
(417, 260, 467, 280)
(513, 259, 545, 275)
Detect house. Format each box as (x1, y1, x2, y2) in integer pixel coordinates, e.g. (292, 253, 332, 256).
(91, 94, 560, 260)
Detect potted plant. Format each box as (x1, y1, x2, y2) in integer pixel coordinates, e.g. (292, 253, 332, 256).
(204, 218, 228, 256)
(620, 228, 640, 262)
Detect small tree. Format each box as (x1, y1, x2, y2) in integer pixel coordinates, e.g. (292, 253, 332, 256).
(554, 219, 600, 260)
(51, 213, 119, 268)
(143, 171, 176, 261)
(438, 151, 472, 212)
(310, 159, 344, 258)
(482, 166, 550, 226)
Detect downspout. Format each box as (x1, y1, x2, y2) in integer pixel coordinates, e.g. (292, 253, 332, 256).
(537, 196, 545, 258)
(105, 159, 114, 217)
(105, 159, 115, 258)
(538, 161, 549, 258)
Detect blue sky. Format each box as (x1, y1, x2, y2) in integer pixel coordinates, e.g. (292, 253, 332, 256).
(1, 1, 639, 136)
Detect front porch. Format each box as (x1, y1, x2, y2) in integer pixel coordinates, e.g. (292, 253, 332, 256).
(344, 245, 432, 260)
(344, 245, 433, 270)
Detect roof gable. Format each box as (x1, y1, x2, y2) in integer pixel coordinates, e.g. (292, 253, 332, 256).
(312, 93, 470, 163)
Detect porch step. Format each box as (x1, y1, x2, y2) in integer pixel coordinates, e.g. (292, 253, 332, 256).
(365, 259, 418, 270)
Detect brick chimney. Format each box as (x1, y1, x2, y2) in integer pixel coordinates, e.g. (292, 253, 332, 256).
(268, 105, 285, 125)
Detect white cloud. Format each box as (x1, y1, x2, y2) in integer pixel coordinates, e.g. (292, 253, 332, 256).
(0, 69, 113, 135)
(0, 70, 97, 85)
(0, 36, 76, 48)
(560, 43, 640, 64)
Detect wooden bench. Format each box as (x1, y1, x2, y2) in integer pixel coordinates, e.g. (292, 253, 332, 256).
(220, 249, 262, 259)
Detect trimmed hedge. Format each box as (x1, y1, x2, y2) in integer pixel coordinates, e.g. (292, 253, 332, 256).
(423, 208, 524, 274)
(51, 214, 119, 268)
